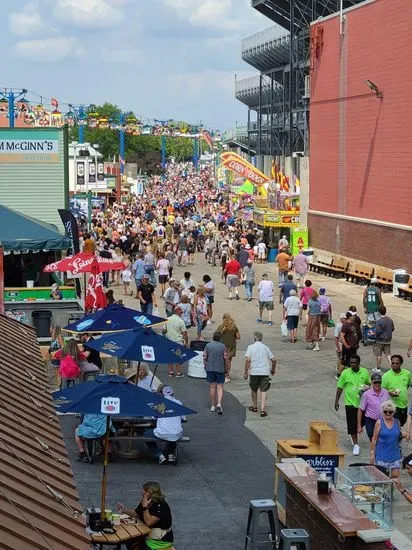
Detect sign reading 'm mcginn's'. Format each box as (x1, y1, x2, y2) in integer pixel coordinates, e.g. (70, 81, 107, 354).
(0, 138, 59, 163)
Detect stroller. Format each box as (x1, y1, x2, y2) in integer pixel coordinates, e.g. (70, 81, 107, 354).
(361, 317, 377, 346)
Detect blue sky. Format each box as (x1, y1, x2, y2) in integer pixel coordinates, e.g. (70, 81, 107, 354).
(1, 0, 273, 130)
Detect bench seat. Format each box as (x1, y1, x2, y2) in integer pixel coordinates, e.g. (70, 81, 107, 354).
(345, 262, 373, 284)
(309, 253, 333, 274)
(399, 276, 412, 301)
(374, 266, 393, 290)
(328, 257, 349, 278)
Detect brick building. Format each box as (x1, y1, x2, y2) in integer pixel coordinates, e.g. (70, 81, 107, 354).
(309, 0, 412, 272)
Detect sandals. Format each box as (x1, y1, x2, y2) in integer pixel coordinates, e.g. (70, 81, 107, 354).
(260, 411, 268, 418)
(248, 406, 258, 412)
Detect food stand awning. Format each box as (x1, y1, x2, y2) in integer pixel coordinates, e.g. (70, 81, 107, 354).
(0, 204, 71, 251)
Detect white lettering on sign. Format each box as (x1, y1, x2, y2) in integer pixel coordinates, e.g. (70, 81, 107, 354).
(101, 397, 120, 414)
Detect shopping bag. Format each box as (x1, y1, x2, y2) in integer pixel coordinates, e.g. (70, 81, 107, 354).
(153, 307, 160, 316)
(281, 320, 288, 337)
(327, 318, 335, 328)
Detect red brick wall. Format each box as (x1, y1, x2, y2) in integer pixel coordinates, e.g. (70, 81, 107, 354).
(308, 213, 412, 272)
(310, 0, 412, 226)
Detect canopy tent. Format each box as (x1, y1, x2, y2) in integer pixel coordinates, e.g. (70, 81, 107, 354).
(0, 204, 71, 252)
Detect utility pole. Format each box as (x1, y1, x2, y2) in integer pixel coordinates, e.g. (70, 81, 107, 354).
(0, 88, 27, 128)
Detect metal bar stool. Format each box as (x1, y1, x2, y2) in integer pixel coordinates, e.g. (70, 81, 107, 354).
(279, 528, 310, 550)
(244, 499, 279, 550)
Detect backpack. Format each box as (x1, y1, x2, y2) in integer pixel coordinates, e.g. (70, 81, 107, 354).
(318, 295, 330, 314)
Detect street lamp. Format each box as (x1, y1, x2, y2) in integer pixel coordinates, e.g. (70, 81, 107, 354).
(93, 143, 100, 197)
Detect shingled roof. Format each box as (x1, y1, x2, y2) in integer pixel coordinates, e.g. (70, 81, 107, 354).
(0, 314, 90, 549)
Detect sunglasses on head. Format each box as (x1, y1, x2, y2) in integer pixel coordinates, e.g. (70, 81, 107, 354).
(372, 381, 381, 384)
(383, 410, 394, 415)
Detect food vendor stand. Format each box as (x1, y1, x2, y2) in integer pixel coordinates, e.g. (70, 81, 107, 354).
(0, 205, 83, 341)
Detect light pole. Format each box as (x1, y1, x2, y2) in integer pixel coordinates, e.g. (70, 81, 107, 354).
(93, 143, 99, 197)
(69, 104, 88, 144)
(0, 88, 27, 128)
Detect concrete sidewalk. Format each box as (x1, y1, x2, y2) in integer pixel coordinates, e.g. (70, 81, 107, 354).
(63, 252, 412, 547)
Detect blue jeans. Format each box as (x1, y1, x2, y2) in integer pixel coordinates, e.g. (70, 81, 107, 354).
(141, 302, 153, 315)
(144, 429, 177, 458)
(145, 268, 156, 286)
(245, 282, 254, 299)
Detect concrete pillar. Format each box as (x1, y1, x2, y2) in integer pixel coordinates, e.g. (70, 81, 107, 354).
(256, 155, 264, 173)
(284, 156, 293, 180)
(263, 155, 272, 177)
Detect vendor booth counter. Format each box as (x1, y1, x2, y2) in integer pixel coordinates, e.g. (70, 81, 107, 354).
(5, 286, 83, 342)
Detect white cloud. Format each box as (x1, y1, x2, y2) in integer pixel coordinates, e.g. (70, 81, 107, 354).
(165, 0, 242, 30)
(14, 37, 84, 62)
(54, 0, 124, 28)
(166, 70, 236, 97)
(9, 2, 46, 36)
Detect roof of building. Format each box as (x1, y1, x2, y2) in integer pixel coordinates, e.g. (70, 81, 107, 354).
(0, 314, 90, 549)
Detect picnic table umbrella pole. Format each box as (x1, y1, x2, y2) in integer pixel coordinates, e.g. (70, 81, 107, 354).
(100, 415, 111, 521)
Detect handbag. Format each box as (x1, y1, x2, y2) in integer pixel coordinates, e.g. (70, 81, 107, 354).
(281, 320, 288, 337)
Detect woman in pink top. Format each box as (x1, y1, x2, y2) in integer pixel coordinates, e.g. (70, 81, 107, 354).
(54, 339, 85, 388)
(293, 250, 309, 287)
(300, 280, 315, 322)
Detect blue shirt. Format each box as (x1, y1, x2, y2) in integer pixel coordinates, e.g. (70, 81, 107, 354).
(133, 258, 145, 280)
(308, 299, 321, 316)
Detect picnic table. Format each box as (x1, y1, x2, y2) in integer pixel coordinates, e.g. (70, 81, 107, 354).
(90, 520, 150, 548)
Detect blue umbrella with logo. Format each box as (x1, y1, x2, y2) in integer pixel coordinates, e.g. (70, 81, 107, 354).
(54, 375, 196, 521)
(63, 303, 167, 334)
(83, 326, 198, 385)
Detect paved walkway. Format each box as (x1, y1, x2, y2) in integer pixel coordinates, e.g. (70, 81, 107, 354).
(61, 251, 412, 547)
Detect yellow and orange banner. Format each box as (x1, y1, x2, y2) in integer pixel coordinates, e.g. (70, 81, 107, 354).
(220, 152, 269, 192)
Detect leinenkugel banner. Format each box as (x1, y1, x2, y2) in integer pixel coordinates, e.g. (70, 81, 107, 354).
(221, 152, 269, 187)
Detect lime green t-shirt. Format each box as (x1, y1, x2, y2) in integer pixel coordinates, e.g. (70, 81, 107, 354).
(337, 367, 370, 407)
(382, 369, 411, 409)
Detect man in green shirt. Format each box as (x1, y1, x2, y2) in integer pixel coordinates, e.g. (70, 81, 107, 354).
(335, 355, 370, 455)
(363, 278, 383, 320)
(382, 354, 411, 426)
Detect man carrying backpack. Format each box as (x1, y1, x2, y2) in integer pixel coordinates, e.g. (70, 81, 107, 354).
(318, 288, 332, 342)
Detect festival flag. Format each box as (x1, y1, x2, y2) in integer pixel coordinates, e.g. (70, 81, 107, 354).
(85, 259, 107, 312)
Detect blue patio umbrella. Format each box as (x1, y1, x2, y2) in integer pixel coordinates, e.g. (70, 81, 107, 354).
(54, 375, 196, 521)
(63, 303, 167, 334)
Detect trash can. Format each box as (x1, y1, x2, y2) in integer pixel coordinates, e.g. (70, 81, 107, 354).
(268, 248, 278, 263)
(393, 269, 409, 297)
(302, 248, 314, 259)
(32, 310, 52, 338)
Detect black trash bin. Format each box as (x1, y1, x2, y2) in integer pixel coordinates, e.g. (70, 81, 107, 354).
(32, 310, 52, 338)
(395, 273, 409, 285)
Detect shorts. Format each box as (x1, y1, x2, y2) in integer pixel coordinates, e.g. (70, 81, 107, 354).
(375, 458, 401, 471)
(287, 315, 299, 330)
(249, 375, 271, 393)
(342, 347, 357, 367)
(159, 274, 168, 284)
(302, 304, 308, 311)
(259, 301, 274, 311)
(226, 274, 239, 289)
(320, 314, 329, 326)
(196, 316, 207, 333)
(207, 295, 215, 304)
(345, 405, 358, 435)
(258, 251, 265, 259)
(206, 371, 225, 384)
(373, 342, 391, 357)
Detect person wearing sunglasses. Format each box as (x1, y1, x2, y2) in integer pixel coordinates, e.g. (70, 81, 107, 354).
(357, 372, 390, 441)
(370, 400, 407, 479)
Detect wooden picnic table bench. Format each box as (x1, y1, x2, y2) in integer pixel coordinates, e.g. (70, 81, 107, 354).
(309, 252, 333, 274)
(345, 262, 373, 284)
(374, 266, 393, 291)
(90, 520, 150, 549)
(329, 257, 348, 278)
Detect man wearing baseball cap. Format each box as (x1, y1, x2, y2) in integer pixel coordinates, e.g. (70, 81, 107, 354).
(137, 274, 157, 315)
(357, 371, 390, 440)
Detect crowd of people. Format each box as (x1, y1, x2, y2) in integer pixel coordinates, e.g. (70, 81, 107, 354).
(54, 160, 412, 548)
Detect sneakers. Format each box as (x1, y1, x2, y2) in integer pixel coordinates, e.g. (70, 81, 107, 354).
(225, 376, 231, 383)
(77, 452, 90, 463)
(210, 405, 216, 412)
(321, 336, 326, 342)
(353, 444, 360, 456)
(267, 321, 273, 326)
(176, 373, 184, 378)
(168, 372, 174, 377)
(158, 454, 167, 464)
(168, 454, 176, 463)
(256, 318, 262, 323)
(313, 344, 320, 351)
(216, 405, 223, 415)
(235, 294, 239, 300)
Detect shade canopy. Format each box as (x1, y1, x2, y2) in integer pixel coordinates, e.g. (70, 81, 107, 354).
(84, 327, 197, 364)
(43, 252, 125, 274)
(54, 374, 196, 417)
(63, 303, 167, 333)
(0, 204, 71, 252)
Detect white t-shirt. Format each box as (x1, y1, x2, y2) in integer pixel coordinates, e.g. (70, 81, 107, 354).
(258, 280, 274, 302)
(154, 395, 183, 442)
(156, 258, 170, 276)
(245, 341, 274, 375)
(283, 296, 302, 316)
(257, 242, 266, 252)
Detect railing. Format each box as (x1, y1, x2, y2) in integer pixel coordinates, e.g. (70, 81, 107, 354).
(241, 25, 290, 54)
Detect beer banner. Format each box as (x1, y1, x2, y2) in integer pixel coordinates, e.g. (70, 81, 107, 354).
(97, 161, 105, 181)
(77, 161, 85, 186)
(89, 162, 96, 183)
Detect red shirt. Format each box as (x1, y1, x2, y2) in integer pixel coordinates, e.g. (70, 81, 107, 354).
(225, 260, 241, 275)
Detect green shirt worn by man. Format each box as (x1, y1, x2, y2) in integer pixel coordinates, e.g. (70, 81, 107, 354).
(382, 369, 411, 409)
(337, 367, 370, 407)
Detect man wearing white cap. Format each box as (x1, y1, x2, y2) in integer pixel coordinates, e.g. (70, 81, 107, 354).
(363, 278, 383, 321)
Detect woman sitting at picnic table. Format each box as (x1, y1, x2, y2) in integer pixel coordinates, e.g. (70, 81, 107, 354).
(117, 481, 175, 550)
(75, 413, 114, 463)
